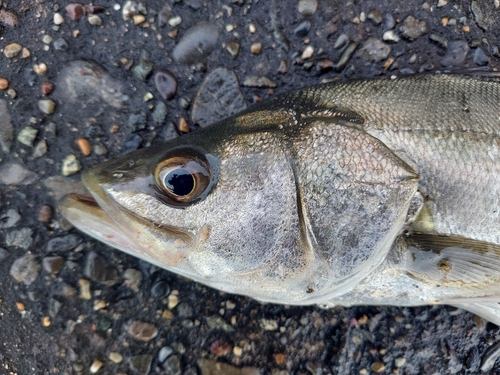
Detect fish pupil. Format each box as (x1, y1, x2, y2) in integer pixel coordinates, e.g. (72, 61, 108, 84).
(165, 168, 194, 196)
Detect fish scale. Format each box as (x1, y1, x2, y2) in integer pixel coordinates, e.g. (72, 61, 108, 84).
(60, 73, 500, 325)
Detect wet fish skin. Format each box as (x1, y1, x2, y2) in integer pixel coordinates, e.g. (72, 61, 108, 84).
(60, 73, 500, 325)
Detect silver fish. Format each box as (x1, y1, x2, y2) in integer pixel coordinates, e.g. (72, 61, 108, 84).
(60, 73, 500, 325)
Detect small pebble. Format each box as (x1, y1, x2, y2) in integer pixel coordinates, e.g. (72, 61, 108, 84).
(371, 362, 386, 373)
(17, 126, 37, 147)
(4, 43, 22, 58)
(226, 41, 240, 58)
(38, 99, 56, 114)
(54, 13, 64, 25)
(41, 82, 54, 95)
(76, 138, 91, 156)
(133, 14, 145, 25)
(42, 35, 53, 45)
(42, 256, 64, 274)
(42, 316, 51, 327)
(109, 352, 123, 363)
(22, 47, 30, 58)
(367, 9, 383, 25)
(178, 117, 189, 133)
(168, 15, 182, 27)
(90, 360, 103, 374)
(233, 346, 243, 356)
(16, 302, 25, 311)
(38, 205, 52, 222)
(168, 294, 179, 309)
(79, 279, 91, 300)
(395, 357, 406, 367)
(130, 354, 153, 375)
(172, 21, 219, 64)
(249, 23, 256, 33)
(143, 92, 153, 102)
(383, 30, 400, 42)
(61, 154, 82, 176)
(301, 45, 314, 59)
(125, 321, 159, 342)
(33, 63, 47, 76)
(155, 70, 177, 100)
(0, 77, 9, 90)
(298, 0, 318, 16)
(10, 253, 39, 285)
(437, 0, 448, 6)
(7, 88, 16, 98)
(66, 3, 84, 20)
(88, 15, 102, 26)
(251, 42, 262, 54)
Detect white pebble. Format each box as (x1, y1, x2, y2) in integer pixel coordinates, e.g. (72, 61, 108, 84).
(301, 45, 314, 59)
(168, 16, 182, 27)
(89, 360, 103, 373)
(53, 13, 63, 25)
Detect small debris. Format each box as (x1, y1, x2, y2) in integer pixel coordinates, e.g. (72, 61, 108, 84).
(41, 82, 54, 95)
(123, 268, 142, 292)
(155, 70, 178, 100)
(177, 117, 189, 133)
(17, 126, 38, 147)
(367, 9, 383, 25)
(10, 253, 39, 285)
(226, 41, 240, 58)
(242, 76, 277, 88)
(398, 15, 428, 41)
(90, 360, 103, 374)
(109, 352, 123, 363)
(43, 256, 65, 275)
(125, 321, 158, 342)
(53, 12, 64, 25)
(0, 77, 9, 90)
(132, 51, 154, 81)
(66, 3, 84, 20)
(79, 279, 91, 300)
(42, 316, 51, 327)
(301, 45, 314, 59)
(76, 138, 91, 156)
(88, 14, 102, 26)
(33, 63, 48, 76)
(38, 99, 56, 115)
(4, 43, 22, 58)
(129, 354, 153, 375)
(371, 361, 386, 373)
(38, 205, 52, 222)
(61, 154, 82, 176)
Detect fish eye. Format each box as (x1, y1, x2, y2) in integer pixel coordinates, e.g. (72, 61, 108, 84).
(155, 151, 211, 205)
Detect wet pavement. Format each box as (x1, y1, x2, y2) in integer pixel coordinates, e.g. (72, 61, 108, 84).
(1, 0, 500, 374)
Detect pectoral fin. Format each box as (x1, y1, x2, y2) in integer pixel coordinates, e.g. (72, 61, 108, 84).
(405, 233, 500, 297)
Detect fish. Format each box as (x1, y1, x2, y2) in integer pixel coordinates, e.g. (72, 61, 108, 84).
(60, 73, 500, 325)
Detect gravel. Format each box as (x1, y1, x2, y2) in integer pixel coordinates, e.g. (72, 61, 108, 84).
(1, 1, 500, 374)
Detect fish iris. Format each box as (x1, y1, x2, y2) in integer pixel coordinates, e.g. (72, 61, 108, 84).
(164, 168, 195, 196)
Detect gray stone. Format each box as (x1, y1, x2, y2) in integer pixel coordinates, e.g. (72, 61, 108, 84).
(172, 21, 219, 65)
(56, 60, 129, 109)
(0, 247, 10, 263)
(242, 76, 277, 88)
(84, 251, 119, 286)
(177, 303, 193, 318)
(474, 47, 489, 66)
(17, 126, 38, 146)
(43, 256, 65, 274)
(441, 40, 469, 67)
(120, 134, 142, 154)
(125, 321, 158, 341)
(358, 37, 391, 62)
(152, 101, 167, 124)
(158, 346, 174, 363)
(10, 253, 40, 285)
(0, 100, 13, 152)
(38, 99, 56, 115)
(0, 208, 21, 228)
(163, 355, 181, 375)
(129, 354, 152, 375)
(471, 0, 488, 31)
(367, 9, 383, 25)
(123, 268, 142, 292)
(191, 68, 247, 128)
(128, 112, 147, 131)
(132, 51, 154, 81)
(0, 162, 38, 185)
(335, 42, 357, 72)
(53, 38, 69, 51)
(5, 228, 33, 249)
(398, 15, 428, 41)
(49, 298, 62, 318)
(333, 34, 349, 49)
(429, 34, 448, 49)
(206, 315, 235, 332)
(294, 21, 311, 36)
(197, 359, 259, 375)
(32, 139, 48, 158)
(297, 0, 318, 16)
(382, 30, 400, 43)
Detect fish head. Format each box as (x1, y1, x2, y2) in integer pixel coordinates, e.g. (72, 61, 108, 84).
(60, 109, 419, 305)
(60, 115, 326, 303)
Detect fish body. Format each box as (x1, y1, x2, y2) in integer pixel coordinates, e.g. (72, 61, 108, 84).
(60, 73, 500, 324)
